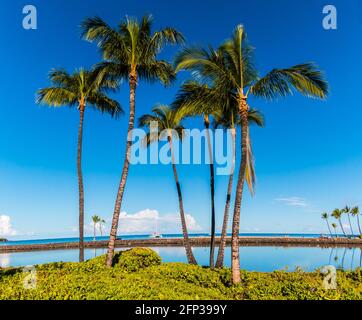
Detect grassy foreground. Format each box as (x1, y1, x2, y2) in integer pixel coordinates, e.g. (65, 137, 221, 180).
(0, 248, 361, 300)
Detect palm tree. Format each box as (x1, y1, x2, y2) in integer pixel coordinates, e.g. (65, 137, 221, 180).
(175, 25, 328, 283)
(172, 82, 217, 268)
(172, 81, 265, 268)
(214, 105, 264, 269)
(92, 215, 101, 241)
(99, 218, 106, 237)
(331, 222, 338, 237)
(351, 206, 361, 236)
(139, 105, 197, 264)
(322, 212, 333, 237)
(37, 68, 121, 261)
(342, 206, 354, 236)
(81, 15, 184, 267)
(331, 208, 347, 237)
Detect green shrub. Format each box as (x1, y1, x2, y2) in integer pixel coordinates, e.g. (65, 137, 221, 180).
(114, 248, 162, 272)
(0, 253, 361, 300)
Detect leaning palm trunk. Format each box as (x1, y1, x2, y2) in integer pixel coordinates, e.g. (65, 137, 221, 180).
(339, 219, 347, 237)
(216, 128, 236, 268)
(231, 101, 249, 284)
(347, 214, 354, 236)
(106, 72, 136, 267)
(326, 220, 333, 237)
(357, 215, 362, 235)
(204, 116, 216, 268)
(77, 104, 85, 262)
(168, 135, 197, 265)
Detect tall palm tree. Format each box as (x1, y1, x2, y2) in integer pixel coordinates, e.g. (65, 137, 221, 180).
(172, 80, 264, 268)
(351, 206, 361, 236)
(37, 68, 121, 261)
(322, 212, 333, 237)
(92, 215, 101, 241)
(331, 208, 347, 237)
(331, 222, 338, 238)
(81, 15, 184, 267)
(343, 206, 354, 236)
(213, 105, 264, 269)
(175, 25, 328, 283)
(139, 105, 197, 264)
(172, 82, 217, 268)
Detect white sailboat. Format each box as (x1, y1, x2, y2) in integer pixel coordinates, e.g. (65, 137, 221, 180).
(150, 216, 162, 239)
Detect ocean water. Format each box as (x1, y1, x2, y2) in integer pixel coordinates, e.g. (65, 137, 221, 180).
(0, 233, 325, 247)
(1, 245, 361, 272)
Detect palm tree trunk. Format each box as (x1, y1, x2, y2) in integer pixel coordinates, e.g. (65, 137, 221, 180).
(204, 115, 215, 269)
(168, 135, 197, 265)
(339, 219, 347, 237)
(357, 215, 362, 235)
(231, 100, 249, 284)
(77, 104, 85, 262)
(326, 220, 333, 237)
(106, 71, 137, 267)
(93, 223, 96, 241)
(215, 127, 236, 268)
(347, 214, 354, 236)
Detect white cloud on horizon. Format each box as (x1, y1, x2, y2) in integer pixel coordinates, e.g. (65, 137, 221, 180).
(0, 215, 17, 237)
(117, 209, 202, 234)
(275, 197, 309, 207)
(69, 209, 203, 236)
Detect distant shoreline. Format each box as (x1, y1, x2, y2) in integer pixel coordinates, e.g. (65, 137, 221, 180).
(1, 236, 362, 253)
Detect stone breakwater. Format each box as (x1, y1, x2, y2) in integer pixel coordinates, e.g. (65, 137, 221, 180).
(1, 237, 362, 253)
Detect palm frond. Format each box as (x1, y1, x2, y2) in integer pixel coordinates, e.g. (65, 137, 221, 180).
(137, 60, 175, 85)
(81, 17, 128, 62)
(245, 129, 256, 196)
(36, 87, 77, 107)
(87, 92, 123, 118)
(251, 63, 328, 99)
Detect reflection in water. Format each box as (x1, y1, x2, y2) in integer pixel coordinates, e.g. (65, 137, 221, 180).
(0, 254, 10, 267)
(79, 247, 84, 263)
(1, 246, 362, 272)
(328, 247, 362, 270)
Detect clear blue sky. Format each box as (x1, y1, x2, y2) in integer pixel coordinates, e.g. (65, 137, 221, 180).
(1, 0, 362, 239)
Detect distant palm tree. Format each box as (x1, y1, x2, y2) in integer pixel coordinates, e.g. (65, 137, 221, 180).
(321, 212, 333, 237)
(331, 209, 347, 237)
(342, 206, 354, 236)
(176, 25, 328, 284)
(139, 105, 197, 264)
(92, 215, 101, 241)
(81, 15, 184, 267)
(351, 206, 361, 236)
(37, 68, 121, 261)
(331, 223, 338, 237)
(99, 219, 106, 237)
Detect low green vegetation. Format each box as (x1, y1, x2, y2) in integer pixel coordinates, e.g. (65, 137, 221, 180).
(0, 248, 361, 300)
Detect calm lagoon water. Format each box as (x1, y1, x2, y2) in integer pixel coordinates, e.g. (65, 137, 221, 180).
(1, 246, 361, 272)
